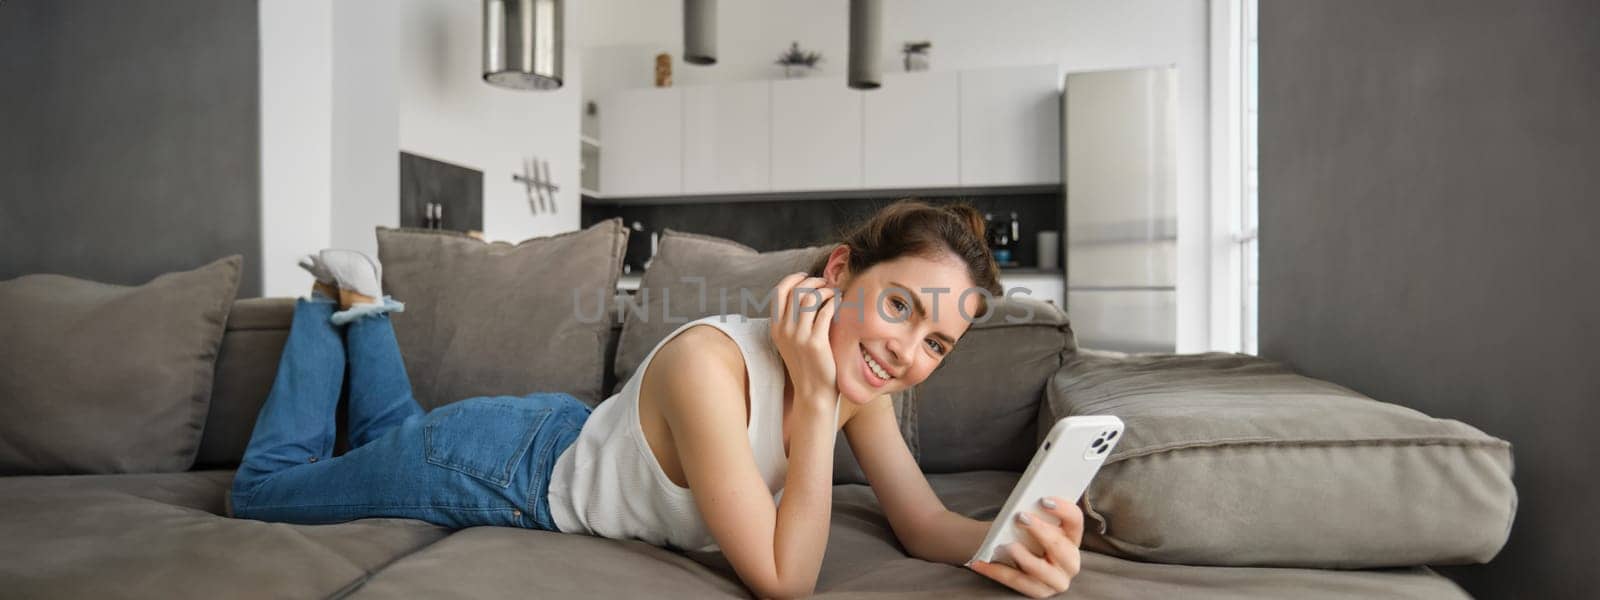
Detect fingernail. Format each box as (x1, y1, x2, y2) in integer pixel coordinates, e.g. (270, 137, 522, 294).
(1041, 497, 1059, 509)
(1016, 512, 1033, 525)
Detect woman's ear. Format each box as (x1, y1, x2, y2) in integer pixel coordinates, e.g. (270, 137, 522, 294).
(822, 245, 851, 288)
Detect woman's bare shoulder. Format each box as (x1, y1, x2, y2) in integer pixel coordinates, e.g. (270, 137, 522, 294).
(642, 325, 749, 409)
(652, 324, 745, 373)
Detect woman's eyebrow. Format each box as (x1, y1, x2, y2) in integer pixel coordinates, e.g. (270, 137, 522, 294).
(888, 280, 959, 346)
(887, 281, 928, 319)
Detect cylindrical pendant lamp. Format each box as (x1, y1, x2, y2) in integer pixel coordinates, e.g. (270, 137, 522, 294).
(848, 0, 882, 89)
(483, 0, 564, 90)
(684, 0, 717, 65)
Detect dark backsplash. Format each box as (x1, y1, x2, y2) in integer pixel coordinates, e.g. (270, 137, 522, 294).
(582, 191, 1063, 274)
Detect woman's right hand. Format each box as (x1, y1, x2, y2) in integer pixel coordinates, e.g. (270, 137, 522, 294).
(769, 272, 838, 408)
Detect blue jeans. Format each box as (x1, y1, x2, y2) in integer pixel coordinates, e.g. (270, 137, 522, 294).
(230, 298, 590, 531)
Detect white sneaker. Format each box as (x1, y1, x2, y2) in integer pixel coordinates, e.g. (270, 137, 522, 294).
(300, 254, 337, 286)
(318, 249, 384, 301)
(297, 254, 336, 287)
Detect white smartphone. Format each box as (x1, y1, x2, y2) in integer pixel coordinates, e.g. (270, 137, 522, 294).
(967, 415, 1124, 567)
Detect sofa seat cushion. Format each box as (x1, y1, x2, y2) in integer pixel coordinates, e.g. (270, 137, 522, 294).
(349, 527, 750, 599)
(0, 256, 242, 475)
(344, 470, 1465, 599)
(0, 470, 448, 598)
(812, 471, 1467, 599)
(1043, 350, 1517, 569)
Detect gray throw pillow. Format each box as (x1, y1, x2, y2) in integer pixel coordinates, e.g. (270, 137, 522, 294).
(913, 295, 1073, 474)
(377, 221, 627, 408)
(613, 230, 831, 386)
(1043, 350, 1517, 569)
(0, 256, 242, 475)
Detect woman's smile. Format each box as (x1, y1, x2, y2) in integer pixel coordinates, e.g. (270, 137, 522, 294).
(860, 342, 895, 388)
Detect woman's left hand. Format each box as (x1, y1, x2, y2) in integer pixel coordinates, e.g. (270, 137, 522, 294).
(968, 497, 1085, 598)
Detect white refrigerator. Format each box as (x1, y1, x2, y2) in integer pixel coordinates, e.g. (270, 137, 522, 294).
(1063, 66, 1178, 352)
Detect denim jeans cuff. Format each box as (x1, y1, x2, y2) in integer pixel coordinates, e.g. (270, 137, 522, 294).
(331, 296, 405, 325)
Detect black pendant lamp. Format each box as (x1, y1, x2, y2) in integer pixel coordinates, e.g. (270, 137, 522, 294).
(848, 0, 882, 89)
(684, 0, 717, 65)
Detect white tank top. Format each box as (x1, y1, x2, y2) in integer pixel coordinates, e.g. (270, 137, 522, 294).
(546, 315, 838, 551)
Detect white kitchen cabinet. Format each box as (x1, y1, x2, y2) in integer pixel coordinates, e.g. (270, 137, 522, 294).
(682, 81, 771, 194)
(600, 87, 682, 197)
(770, 78, 863, 191)
(959, 64, 1061, 186)
(863, 71, 959, 188)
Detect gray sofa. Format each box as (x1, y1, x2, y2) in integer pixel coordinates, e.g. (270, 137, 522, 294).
(0, 291, 1506, 599)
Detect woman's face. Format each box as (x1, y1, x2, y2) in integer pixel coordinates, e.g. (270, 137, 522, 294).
(818, 246, 982, 405)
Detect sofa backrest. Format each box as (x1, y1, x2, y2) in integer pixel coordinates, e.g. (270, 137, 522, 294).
(195, 298, 293, 468)
(195, 296, 630, 469)
(195, 295, 1077, 474)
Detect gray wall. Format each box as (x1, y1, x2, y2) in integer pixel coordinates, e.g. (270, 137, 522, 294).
(1259, 1, 1598, 597)
(0, 0, 261, 296)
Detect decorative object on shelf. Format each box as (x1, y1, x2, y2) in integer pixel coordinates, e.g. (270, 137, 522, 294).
(1037, 230, 1060, 270)
(424, 203, 443, 229)
(654, 53, 672, 87)
(515, 156, 560, 215)
(902, 41, 931, 72)
(986, 211, 1021, 267)
(683, 0, 717, 65)
(847, 0, 882, 89)
(775, 41, 822, 79)
(482, 0, 564, 90)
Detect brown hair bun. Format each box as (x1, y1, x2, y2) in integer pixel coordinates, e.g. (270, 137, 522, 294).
(808, 199, 1003, 317)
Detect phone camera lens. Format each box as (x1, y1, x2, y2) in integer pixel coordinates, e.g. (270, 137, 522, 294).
(1107, 430, 1118, 440)
(1091, 438, 1103, 449)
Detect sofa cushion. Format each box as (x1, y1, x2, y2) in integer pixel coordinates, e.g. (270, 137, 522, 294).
(340, 469, 1463, 599)
(0, 470, 1466, 599)
(0, 256, 241, 475)
(809, 471, 1466, 599)
(349, 527, 749, 599)
(0, 470, 449, 598)
(378, 221, 628, 408)
(912, 296, 1073, 474)
(613, 230, 830, 386)
(1042, 350, 1517, 569)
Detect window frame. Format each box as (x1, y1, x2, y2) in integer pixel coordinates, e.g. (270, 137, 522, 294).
(1207, 0, 1259, 354)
